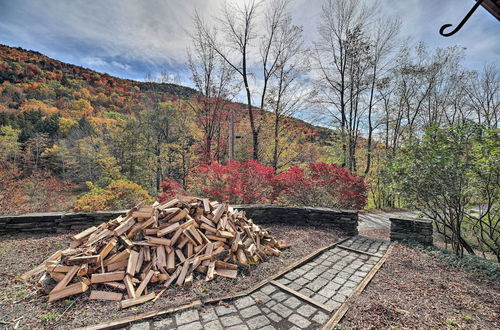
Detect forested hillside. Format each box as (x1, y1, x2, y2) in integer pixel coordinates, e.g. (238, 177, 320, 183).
(0, 44, 334, 214)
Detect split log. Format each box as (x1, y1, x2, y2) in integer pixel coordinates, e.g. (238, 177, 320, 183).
(215, 268, 237, 279)
(72, 226, 98, 241)
(49, 282, 88, 302)
(50, 265, 79, 293)
(91, 271, 126, 284)
(89, 290, 123, 301)
(135, 270, 154, 297)
(119, 292, 155, 309)
(31, 196, 285, 308)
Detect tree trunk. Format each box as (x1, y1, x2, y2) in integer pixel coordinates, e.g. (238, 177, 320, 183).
(205, 135, 212, 165)
(242, 38, 259, 161)
(365, 64, 377, 174)
(273, 115, 279, 172)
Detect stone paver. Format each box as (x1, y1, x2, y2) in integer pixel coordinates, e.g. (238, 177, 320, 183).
(235, 296, 256, 310)
(199, 306, 218, 323)
(152, 318, 173, 329)
(240, 305, 261, 318)
(214, 304, 237, 316)
(178, 321, 202, 330)
(175, 309, 199, 325)
(204, 319, 223, 330)
(288, 313, 311, 328)
(123, 235, 388, 330)
(130, 322, 150, 330)
(247, 315, 271, 329)
(220, 315, 243, 327)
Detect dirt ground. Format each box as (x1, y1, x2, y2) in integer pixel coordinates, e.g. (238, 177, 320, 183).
(0, 224, 343, 329)
(340, 243, 500, 330)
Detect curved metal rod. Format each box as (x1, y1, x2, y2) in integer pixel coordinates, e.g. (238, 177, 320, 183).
(440, 0, 485, 37)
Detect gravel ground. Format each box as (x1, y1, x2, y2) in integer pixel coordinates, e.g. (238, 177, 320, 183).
(358, 228, 389, 241)
(340, 243, 500, 329)
(0, 225, 343, 329)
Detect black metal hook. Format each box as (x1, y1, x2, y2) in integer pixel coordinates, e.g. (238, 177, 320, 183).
(440, 0, 485, 37)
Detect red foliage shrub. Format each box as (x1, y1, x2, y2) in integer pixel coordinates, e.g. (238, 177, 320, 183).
(275, 163, 368, 209)
(162, 161, 368, 209)
(188, 161, 276, 204)
(158, 177, 183, 202)
(274, 166, 316, 204)
(0, 163, 75, 215)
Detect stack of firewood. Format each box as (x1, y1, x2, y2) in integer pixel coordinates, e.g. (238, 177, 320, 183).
(28, 197, 288, 308)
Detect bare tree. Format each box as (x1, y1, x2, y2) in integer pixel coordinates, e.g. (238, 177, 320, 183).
(442, 71, 471, 126)
(24, 133, 50, 171)
(187, 21, 237, 163)
(312, 0, 376, 172)
(193, 0, 292, 161)
(265, 11, 309, 171)
(383, 44, 465, 150)
(363, 18, 400, 174)
(465, 64, 499, 129)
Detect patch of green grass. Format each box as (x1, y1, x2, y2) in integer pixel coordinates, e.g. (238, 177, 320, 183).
(41, 311, 59, 323)
(333, 325, 351, 330)
(195, 288, 208, 299)
(446, 319, 457, 327)
(53, 242, 67, 250)
(395, 308, 408, 314)
(461, 314, 472, 321)
(0, 244, 13, 254)
(16, 288, 27, 298)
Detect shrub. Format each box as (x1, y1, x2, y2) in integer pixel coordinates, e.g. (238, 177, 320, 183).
(0, 163, 74, 215)
(74, 180, 152, 211)
(166, 160, 368, 209)
(389, 123, 499, 259)
(188, 160, 276, 204)
(158, 177, 183, 202)
(276, 162, 368, 209)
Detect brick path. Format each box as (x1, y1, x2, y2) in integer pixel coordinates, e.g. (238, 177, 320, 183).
(122, 236, 390, 330)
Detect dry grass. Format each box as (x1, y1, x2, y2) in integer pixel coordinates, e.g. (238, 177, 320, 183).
(340, 243, 500, 329)
(0, 225, 343, 329)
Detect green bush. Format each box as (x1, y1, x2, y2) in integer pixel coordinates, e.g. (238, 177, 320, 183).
(73, 180, 153, 211)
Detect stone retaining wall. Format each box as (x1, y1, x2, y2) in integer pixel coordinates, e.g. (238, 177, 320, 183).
(233, 205, 358, 236)
(0, 205, 358, 236)
(0, 211, 126, 234)
(390, 217, 433, 245)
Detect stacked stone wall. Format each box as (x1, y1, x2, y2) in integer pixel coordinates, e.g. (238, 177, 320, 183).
(390, 217, 433, 245)
(0, 205, 358, 236)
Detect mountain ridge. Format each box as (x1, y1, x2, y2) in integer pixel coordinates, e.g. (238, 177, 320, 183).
(0, 43, 332, 142)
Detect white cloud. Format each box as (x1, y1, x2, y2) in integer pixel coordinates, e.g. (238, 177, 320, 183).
(0, 0, 497, 79)
(82, 57, 108, 67)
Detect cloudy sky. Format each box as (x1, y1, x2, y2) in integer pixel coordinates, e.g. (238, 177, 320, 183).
(0, 0, 498, 88)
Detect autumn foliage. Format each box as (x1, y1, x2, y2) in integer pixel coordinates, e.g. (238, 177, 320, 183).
(0, 163, 74, 215)
(188, 161, 277, 204)
(160, 161, 368, 209)
(158, 177, 183, 202)
(73, 180, 153, 211)
(276, 163, 368, 209)
(0, 45, 365, 213)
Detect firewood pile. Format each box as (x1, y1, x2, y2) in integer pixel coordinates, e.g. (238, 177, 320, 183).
(27, 197, 288, 308)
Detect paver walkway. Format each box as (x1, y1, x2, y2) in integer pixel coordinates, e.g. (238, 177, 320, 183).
(120, 235, 390, 330)
(358, 210, 418, 232)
